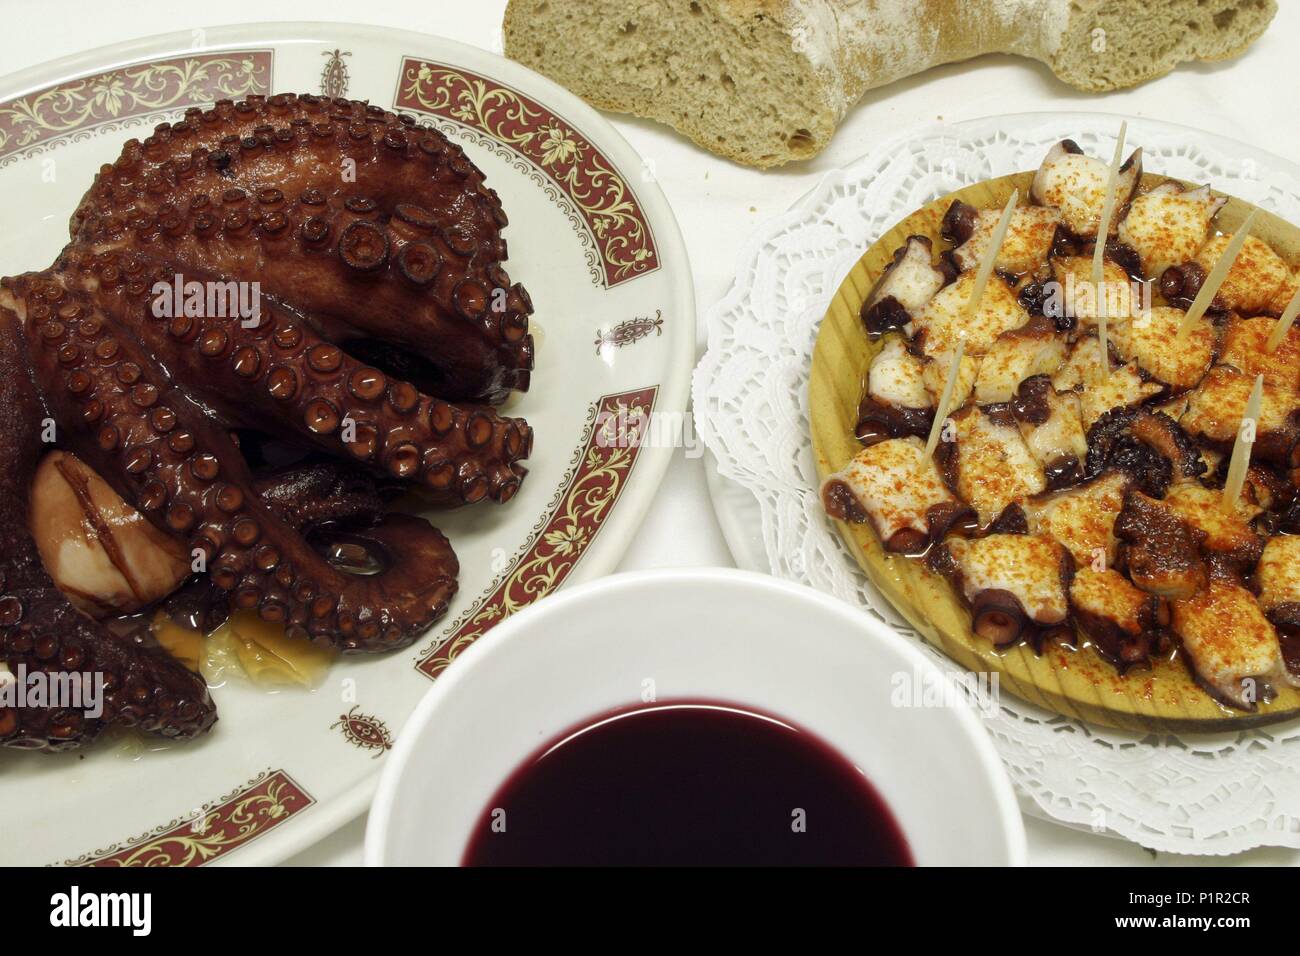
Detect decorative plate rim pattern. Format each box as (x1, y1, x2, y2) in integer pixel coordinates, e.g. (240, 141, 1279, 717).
(418, 385, 658, 677)
(0, 50, 274, 168)
(63, 769, 314, 867)
(394, 57, 660, 290)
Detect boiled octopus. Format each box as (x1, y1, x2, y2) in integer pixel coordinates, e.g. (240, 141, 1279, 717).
(0, 93, 535, 751)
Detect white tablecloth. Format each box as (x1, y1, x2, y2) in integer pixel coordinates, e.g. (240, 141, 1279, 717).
(8, 0, 1298, 867)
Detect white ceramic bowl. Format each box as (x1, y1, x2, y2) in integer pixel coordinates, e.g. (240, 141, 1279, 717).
(366, 569, 1026, 866)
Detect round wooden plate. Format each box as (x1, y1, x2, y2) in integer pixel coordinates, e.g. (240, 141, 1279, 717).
(810, 170, 1300, 733)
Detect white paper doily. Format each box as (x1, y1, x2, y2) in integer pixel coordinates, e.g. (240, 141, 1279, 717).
(693, 112, 1300, 856)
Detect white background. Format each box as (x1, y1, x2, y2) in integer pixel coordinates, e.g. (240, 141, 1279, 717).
(6, 0, 1298, 867)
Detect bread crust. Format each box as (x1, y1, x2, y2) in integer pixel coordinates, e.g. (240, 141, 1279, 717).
(504, 0, 1277, 168)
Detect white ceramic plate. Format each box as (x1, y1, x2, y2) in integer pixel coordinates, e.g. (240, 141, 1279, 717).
(0, 22, 694, 866)
(366, 568, 1027, 866)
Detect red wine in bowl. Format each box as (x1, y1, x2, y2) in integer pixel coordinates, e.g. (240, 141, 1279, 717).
(462, 700, 914, 866)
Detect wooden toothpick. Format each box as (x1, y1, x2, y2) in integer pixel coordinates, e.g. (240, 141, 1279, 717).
(924, 337, 966, 459)
(1091, 122, 1127, 383)
(965, 189, 1019, 319)
(1176, 209, 1259, 342)
(1265, 282, 1300, 353)
(921, 190, 1019, 459)
(1221, 373, 1264, 512)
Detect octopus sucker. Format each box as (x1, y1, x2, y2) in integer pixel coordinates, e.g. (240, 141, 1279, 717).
(0, 94, 534, 751)
(69, 93, 532, 404)
(0, 313, 215, 749)
(35, 267, 530, 504)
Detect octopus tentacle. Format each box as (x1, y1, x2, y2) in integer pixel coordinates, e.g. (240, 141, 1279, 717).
(5, 273, 458, 653)
(0, 307, 215, 750)
(54, 251, 531, 504)
(2, 92, 533, 752)
(68, 93, 533, 403)
(252, 460, 389, 532)
(166, 460, 395, 636)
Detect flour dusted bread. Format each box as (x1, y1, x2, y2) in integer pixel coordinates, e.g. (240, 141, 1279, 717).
(503, 0, 1276, 168)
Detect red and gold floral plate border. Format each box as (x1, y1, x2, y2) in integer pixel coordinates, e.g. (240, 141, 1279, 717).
(418, 385, 658, 677)
(64, 770, 313, 867)
(395, 58, 659, 289)
(18, 43, 668, 866)
(0, 51, 273, 167)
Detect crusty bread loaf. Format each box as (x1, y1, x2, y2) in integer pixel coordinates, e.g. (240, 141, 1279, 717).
(503, 0, 1277, 168)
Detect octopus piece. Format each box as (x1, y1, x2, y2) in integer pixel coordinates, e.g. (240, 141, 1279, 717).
(1009, 376, 1087, 487)
(1118, 182, 1225, 279)
(1244, 463, 1285, 515)
(821, 436, 970, 554)
(164, 458, 394, 636)
(921, 350, 980, 412)
(1163, 234, 1292, 316)
(1075, 358, 1164, 430)
(1085, 407, 1205, 499)
(1257, 535, 1300, 674)
(55, 223, 528, 505)
(913, 269, 1030, 360)
(1047, 256, 1142, 326)
(1030, 140, 1142, 238)
(856, 337, 934, 444)
(1181, 366, 1299, 464)
(860, 236, 953, 336)
(972, 316, 1067, 405)
(0, 94, 537, 751)
(1069, 567, 1166, 670)
(1269, 269, 1300, 318)
(1218, 315, 1300, 392)
(943, 202, 1060, 277)
(938, 406, 1046, 528)
(1161, 483, 1264, 567)
(252, 459, 389, 535)
(1127, 408, 1210, 484)
(1023, 470, 1130, 569)
(68, 95, 533, 402)
(1172, 575, 1294, 710)
(928, 533, 1073, 647)
(1050, 334, 1108, 391)
(1108, 305, 1214, 393)
(1191, 234, 1293, 317)
(1258, 535, 1300, 619)
(1114, 489, 1207, 600)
